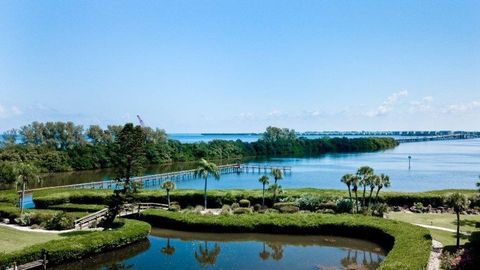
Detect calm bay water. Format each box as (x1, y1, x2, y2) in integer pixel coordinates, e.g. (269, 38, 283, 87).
(37, 139, 480, 192)
(51, 228, 385, 270)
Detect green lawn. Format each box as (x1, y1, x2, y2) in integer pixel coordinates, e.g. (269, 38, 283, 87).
(0, 226, 62, 253)
(387, 212, 480, 246)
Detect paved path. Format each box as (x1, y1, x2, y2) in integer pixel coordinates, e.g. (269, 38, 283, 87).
(427, 240, 443, 270)
(414, 223, 471, 236)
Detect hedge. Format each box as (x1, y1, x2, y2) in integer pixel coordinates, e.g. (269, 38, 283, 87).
(47, 203, 107, 213)
(139, 210, 432, 270)
(30, 188, 478, 209)
(0, 219, 151, 269)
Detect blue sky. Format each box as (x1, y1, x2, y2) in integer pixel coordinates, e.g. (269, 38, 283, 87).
(1, 1, 479, 132)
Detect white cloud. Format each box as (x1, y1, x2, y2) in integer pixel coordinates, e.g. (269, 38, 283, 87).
(0, 103, 22, 119)
(267, 110, 283, 117)
(409, 96, 433, 112)
(445, 100, 480, 113)
(365, 90, 408, 117)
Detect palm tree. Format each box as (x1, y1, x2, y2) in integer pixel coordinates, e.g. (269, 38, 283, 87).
(476, 176, 480, 192)
(351, 175, 360, 213)
(357, 166, 374, 207)
(258, 175, 270, 206)
(161, 180, 176, 206)
(341, 174, 354, 205)
(368, 175, 380, 207)
(445, 192, 470, 249)
(194, 159, 220, 209)
(374, 174, 391, 203)
(15, 163, 40, 214)
(194, 241, 221, 267)
(271, 168, 283, 202)
(259, 243, 270, 260)
(161, 238, 176, 256)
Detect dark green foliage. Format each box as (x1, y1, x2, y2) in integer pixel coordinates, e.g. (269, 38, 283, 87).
(0, 219, 151, 269)
(0, 123, 398, 174)
(336, 199, 353, 213)
(44, 212, 75, 230)
(47, 203, 106, 212)
(233, 207, 252, 214)
(273, 202, 300, 213)
(139, 210, 431, 270)
(471, 231, 480, 247)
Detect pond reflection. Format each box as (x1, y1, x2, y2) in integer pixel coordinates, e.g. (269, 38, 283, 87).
(52, 228, 385, 270)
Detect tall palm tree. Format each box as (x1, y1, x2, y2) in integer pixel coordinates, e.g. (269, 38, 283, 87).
(351, 175, 360, 213)
(375, 174, 391, 203)
(161, 180, 176, 206)
(357, 166, 374, 207)
(271, 168, 283, 202)
(161, 238, 176, 256)
(15, 163, 39, 214)
(258, 175, 270, 206)
(445, 192, 470, 249)
(368, 175, 380, 207)
(194, 159, 220, 209)
(341, 174, 354, 205)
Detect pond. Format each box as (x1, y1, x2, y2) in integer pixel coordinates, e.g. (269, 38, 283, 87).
(33, 139, 480, 192)
(51, 228, 386, 270)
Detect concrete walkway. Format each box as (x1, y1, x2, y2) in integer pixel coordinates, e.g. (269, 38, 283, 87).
(0, 223, 102, 234)
(427, 240, 443, 270)
(414, 223, 471, 236)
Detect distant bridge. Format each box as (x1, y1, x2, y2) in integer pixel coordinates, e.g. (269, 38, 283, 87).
(396, 134, 480, 143)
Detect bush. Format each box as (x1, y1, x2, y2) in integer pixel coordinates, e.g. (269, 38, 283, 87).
(47, 203, 106, 213)
(168, 204, 181, 212)
(471, 231, 480, 248)
(14, 213, 32, 226)
(45, 212, 75, 230)
(220, 205, 232, 215)
(336, 199, 353, 213)
(0, 219, 150, 269)
(297, 194, 325, 211)
(273, 202, 299, 210)
(239, 199, 250, 208)
(231, 203, 240, 209)
(316, 209, 335, 214)
(253, 204, 262, 212)
(372, 203, 389, 217)
(233, 207, 252, 215)
(413, 202, 424, 213)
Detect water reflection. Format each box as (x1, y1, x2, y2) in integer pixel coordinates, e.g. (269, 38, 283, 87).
(52, 228, 385, 270)
(194, 241, 221, 267)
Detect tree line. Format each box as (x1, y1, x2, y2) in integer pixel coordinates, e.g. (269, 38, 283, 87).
(0, 122, 398, 174)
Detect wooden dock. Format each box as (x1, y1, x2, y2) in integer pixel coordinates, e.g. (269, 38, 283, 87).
(7, 251, 48, 270)
(24, 164, 292, 192)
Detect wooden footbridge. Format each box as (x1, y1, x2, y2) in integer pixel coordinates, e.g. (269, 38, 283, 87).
(396, 134, 480, 143)
(24, 164, 292, 192)
(74, 202, 168, 229)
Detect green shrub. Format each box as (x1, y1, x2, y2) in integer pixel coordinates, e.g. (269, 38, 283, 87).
(138, 210, 431, 270)
(233, 207, 252, 215)
(413, 202, 424, 213)
(372, 203, 389, 217)
(273, 202, 299, 210)
(0, 219, 150, 269)
(45, 212, 75, 230)
(14, 213, 32, 226)
(220, 205, 232, 215)
(316, 209, 335, 214)
(336, 199, 353, 213)
(278, 205, 299, 213)
(168, 204, 181, 212)
(253, 204, 262, 212)
(47, 203, 106, 213)
(239, 199, 250, 208)
(297, 194, 327, 211)
(231, 202, 240, 209)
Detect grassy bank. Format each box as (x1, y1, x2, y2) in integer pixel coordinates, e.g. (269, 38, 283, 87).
(0, 226, 62, 253)
(22, 188, 479, 209)
(139, 210, 431, 270)
(0, 219, 151, 270)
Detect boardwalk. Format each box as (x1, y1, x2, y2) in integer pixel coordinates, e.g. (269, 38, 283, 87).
(24, 164, 292, 192)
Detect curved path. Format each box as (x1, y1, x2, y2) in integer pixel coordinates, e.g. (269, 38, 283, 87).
(414, 223, 471, 236)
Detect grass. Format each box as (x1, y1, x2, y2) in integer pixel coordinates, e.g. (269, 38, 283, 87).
(0, 219, 151, 269)
(0, 226, 62, 253)
(140, 210, 432, 270)
(387, 212, 480, 247)
(387, 212, 480, 233)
